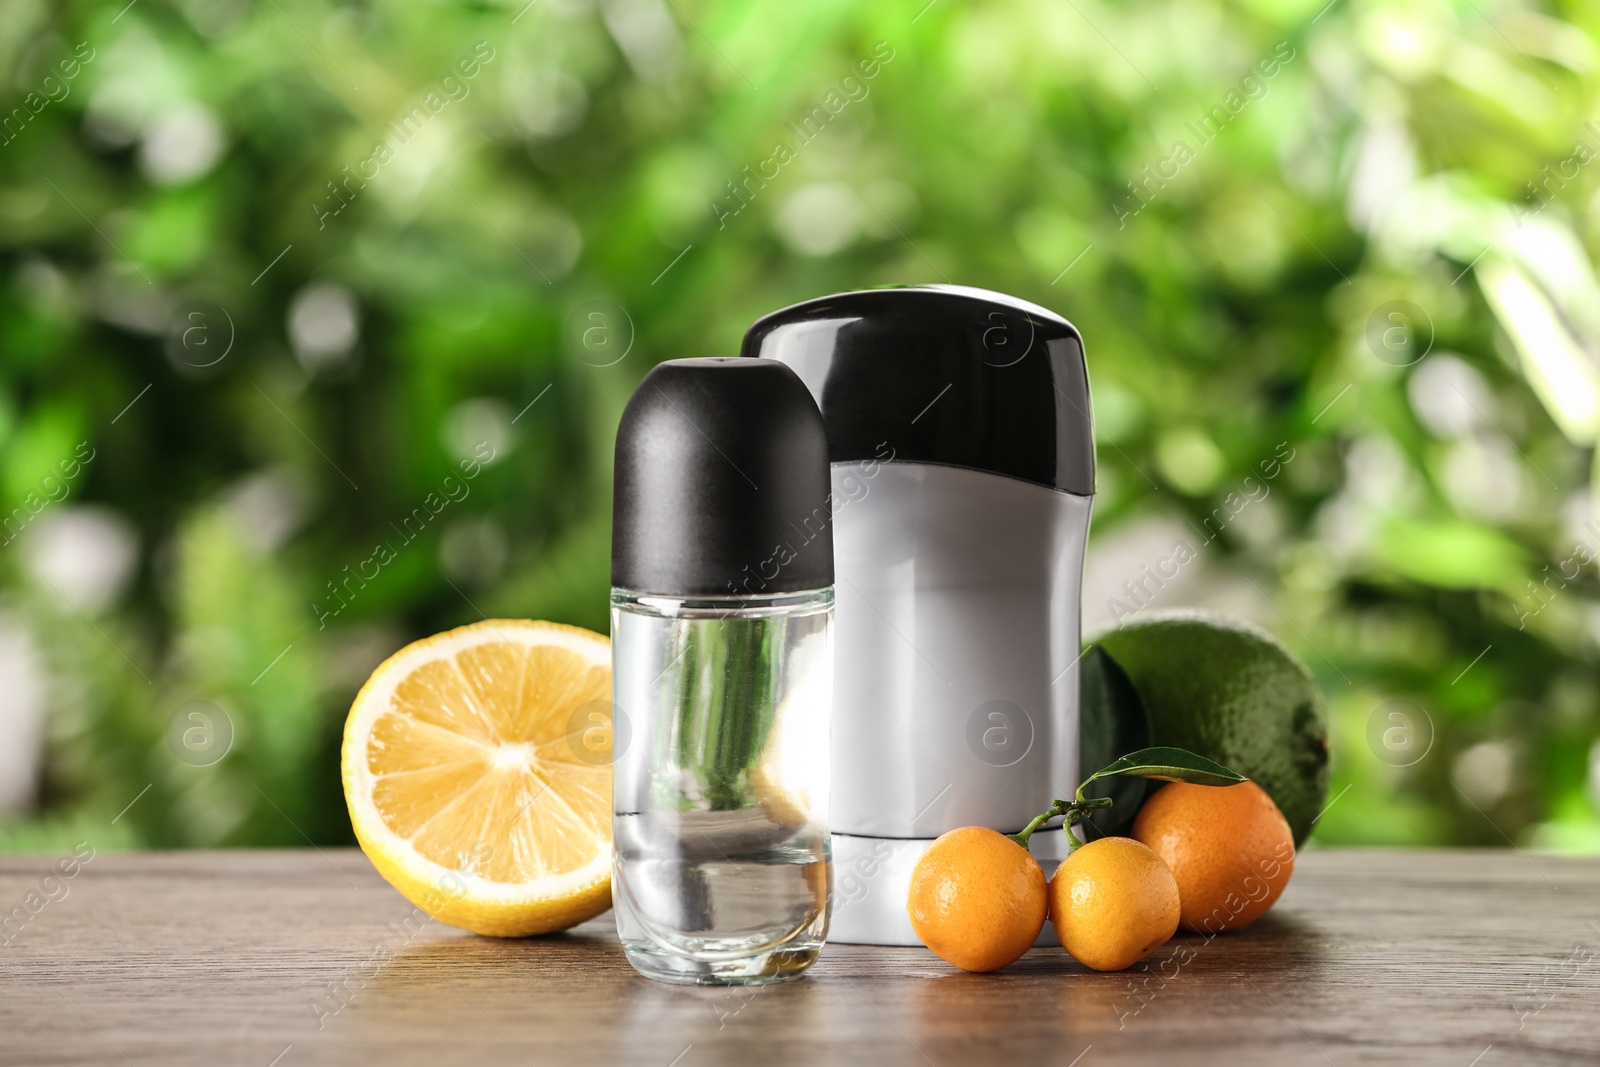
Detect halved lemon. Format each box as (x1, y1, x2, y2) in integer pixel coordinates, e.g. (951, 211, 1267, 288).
(341, 619, 614, 936)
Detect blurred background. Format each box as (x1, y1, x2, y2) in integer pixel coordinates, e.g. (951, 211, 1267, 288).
(1, 0, 1597, 853)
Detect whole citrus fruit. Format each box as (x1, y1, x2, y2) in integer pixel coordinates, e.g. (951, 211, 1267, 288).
(1091, 609, 1329, 846)
(907, 826, 1046, 972)
(1048, 837, 1179, 972)
(1132, 780, 1294, 934)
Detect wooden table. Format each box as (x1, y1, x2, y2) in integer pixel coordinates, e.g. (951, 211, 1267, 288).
(1, 849, 1596, 1066)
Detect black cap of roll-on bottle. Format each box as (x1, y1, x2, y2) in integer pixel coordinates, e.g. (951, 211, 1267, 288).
(611, 357, 835, 597)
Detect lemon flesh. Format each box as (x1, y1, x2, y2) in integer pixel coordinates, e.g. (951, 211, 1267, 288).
(341, 619, 614, 936)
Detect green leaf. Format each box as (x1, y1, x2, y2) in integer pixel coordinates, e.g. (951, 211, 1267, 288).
(1077, 645, 1150, 839)
(1077, 746, 1246, 800)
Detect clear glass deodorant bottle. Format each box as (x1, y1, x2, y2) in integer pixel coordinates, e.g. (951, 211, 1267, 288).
(609, 357, 834, 985)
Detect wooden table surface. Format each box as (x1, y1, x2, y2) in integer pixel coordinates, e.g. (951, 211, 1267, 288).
(1, 849, 1596, 1066)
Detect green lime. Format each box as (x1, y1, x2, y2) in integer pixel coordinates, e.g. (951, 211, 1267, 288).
(1077, 645, 1150, 840)
(1089, 609, 1330, 846)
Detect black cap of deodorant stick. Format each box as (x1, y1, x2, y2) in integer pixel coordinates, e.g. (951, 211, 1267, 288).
(612, 357, 835, 597)
(740, 285, 1095, 496)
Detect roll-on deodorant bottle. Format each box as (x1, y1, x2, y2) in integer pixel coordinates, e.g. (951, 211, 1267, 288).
(610, 357, 835, 985)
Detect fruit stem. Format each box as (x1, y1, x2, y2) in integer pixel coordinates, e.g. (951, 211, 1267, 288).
(1010, 800, 1070, 849)
(1009, 796, 1114, 851)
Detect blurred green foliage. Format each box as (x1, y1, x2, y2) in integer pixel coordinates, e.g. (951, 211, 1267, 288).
(1, 0, 1598, 852)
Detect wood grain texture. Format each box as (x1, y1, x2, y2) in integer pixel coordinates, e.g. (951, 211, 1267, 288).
(1, 849, 1596, 1066)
